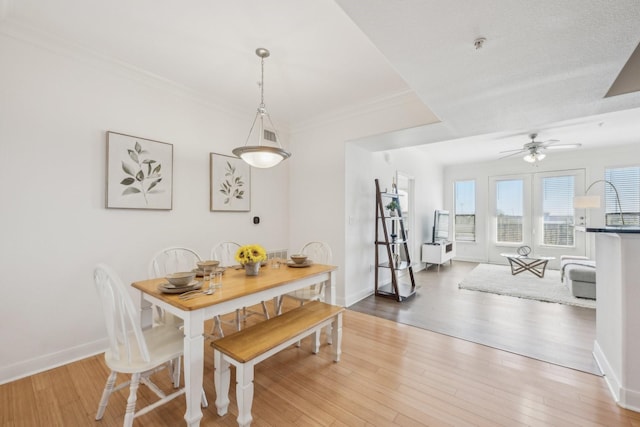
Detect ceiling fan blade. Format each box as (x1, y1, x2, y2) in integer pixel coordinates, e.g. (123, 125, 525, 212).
(498, 148, 526, 154)
(499, 151, 526, 159)
(544, 143, 582, 150)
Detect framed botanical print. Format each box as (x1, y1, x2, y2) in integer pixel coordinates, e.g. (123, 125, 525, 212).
(210, 153, 250, 212)
(106, 131, 173, 210)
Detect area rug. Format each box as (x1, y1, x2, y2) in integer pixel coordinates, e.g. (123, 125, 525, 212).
(459, 263, 596, 309)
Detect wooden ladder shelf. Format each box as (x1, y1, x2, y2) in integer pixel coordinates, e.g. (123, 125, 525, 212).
(374, 178, 416, 301)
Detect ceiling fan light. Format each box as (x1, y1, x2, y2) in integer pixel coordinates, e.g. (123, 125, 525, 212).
(523, 152, 545, 163)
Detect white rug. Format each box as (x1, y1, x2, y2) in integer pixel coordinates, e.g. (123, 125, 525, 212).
(459, 263, 596, 309)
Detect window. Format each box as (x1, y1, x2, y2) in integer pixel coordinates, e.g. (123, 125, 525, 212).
(496, 179, 523, 243)
(454, 180, 475, 241)
(541, 175, 574, 246)
(605, 166, 640, 226)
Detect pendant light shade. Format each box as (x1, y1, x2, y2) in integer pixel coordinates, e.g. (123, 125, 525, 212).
(233, 145, 290, 168)
(232, 48, 291, 168)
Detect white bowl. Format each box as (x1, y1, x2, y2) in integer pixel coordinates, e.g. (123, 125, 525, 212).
(197, 260, 220, 270)
(290, 254, 308, 265)
(166, 271, 196, 286)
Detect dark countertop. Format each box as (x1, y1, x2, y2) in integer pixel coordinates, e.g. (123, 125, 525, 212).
(584, 226, 640, 234)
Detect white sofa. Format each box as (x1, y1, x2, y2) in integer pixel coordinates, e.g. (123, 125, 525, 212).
(561, 255, 596, 299)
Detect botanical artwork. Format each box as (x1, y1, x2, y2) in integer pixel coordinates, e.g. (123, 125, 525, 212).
(106, 132, 173, 209)
(210, 153, 250, 211)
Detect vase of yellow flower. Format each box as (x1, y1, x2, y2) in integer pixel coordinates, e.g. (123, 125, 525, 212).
(235, 244, 267, 276)
(244, 262, 260, 276)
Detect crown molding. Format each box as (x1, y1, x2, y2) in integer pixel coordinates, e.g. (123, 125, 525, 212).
(1, 12, 428, 138)
(0, 18, 248, 120)
(289, 89, 435, 135)
(0, 0, 13, 22)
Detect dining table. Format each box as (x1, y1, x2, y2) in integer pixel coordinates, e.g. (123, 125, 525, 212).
(131, 262, 337, 427)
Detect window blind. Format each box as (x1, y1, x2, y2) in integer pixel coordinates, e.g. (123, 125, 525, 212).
(605, 166, 640, 226)
(454, 180, 475, 241)
(542, 175, 574, 246)
(496, 179, 523, 243)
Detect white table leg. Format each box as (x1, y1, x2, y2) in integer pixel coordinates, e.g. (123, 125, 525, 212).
(236, 363, 254, 427)
(332, 313, 343, 362)
(214, 350, 230, 415)
(325, 272, 336, 344)
(183, 312, 205, 427)
(138, 291, 153, 330)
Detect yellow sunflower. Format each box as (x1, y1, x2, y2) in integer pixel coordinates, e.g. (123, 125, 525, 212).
(235, 244, 267, 265)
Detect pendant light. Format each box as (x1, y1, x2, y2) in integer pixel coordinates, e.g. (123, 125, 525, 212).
(232, 48, 291, 168)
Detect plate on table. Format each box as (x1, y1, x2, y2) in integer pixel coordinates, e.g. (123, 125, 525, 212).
(158, 280, 201, 294)
(287, 260, 313, 268)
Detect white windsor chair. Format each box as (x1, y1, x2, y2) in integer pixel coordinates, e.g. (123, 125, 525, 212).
(276, 241, 333, 314)
(92, 263, 207, 427)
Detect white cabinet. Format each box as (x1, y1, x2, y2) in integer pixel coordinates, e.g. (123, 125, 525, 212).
(591, 231, 640, 410)
(421, 241, 455, 271)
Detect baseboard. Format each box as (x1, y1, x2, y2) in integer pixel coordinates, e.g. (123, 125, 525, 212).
(0, 337, 108, 385)
(593, 340, 640, 411)
(620, 388, 640, 412)
(346, 288, 374, 307)
(451, 256, 485, 263)
(593, 340, 622, 403)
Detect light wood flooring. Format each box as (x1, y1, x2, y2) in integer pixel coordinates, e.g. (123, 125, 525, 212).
(2, 298, 638, 426)
(350, 261, 600, 375)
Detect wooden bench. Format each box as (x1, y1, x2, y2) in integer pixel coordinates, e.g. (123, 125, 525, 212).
(211, 300, 344, 427)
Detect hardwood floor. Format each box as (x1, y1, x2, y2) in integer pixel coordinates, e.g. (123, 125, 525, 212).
(350, 261, 600, 375)
(1, 300, 638, 426)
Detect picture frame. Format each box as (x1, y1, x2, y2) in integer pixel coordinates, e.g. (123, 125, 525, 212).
(210, 153, 251, 212)
(106, 131, 173, 210)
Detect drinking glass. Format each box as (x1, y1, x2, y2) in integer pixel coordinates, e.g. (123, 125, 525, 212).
(212, 271, 223, 289)
(204, 266, 215, 290)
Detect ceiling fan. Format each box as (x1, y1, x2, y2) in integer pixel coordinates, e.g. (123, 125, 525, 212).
(499, 133, 582, 163)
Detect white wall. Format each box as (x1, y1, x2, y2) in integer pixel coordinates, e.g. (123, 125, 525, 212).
(344, 143, 375, 303)
(443, 143, 640, 263)
(0, 33, 290, 383)
(288, 93, 437, 307)
(0, 29, 436, 384)
(342, 145, 443, 305)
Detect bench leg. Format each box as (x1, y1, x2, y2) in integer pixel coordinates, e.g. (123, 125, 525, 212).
(331, 313, 343, 362)
(311, 330, 320, 354)
(236, 363, 254, 427)
(213, 350, 230, 416)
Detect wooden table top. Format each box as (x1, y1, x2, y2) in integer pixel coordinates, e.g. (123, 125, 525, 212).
(132, 263, 337, 311)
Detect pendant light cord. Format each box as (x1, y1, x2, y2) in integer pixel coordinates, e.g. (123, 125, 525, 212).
(260, 55, 265, 108)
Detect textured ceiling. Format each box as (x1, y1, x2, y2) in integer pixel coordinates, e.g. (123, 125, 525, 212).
(337, 0, 640, 162)
(2, 0, 640, 164)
